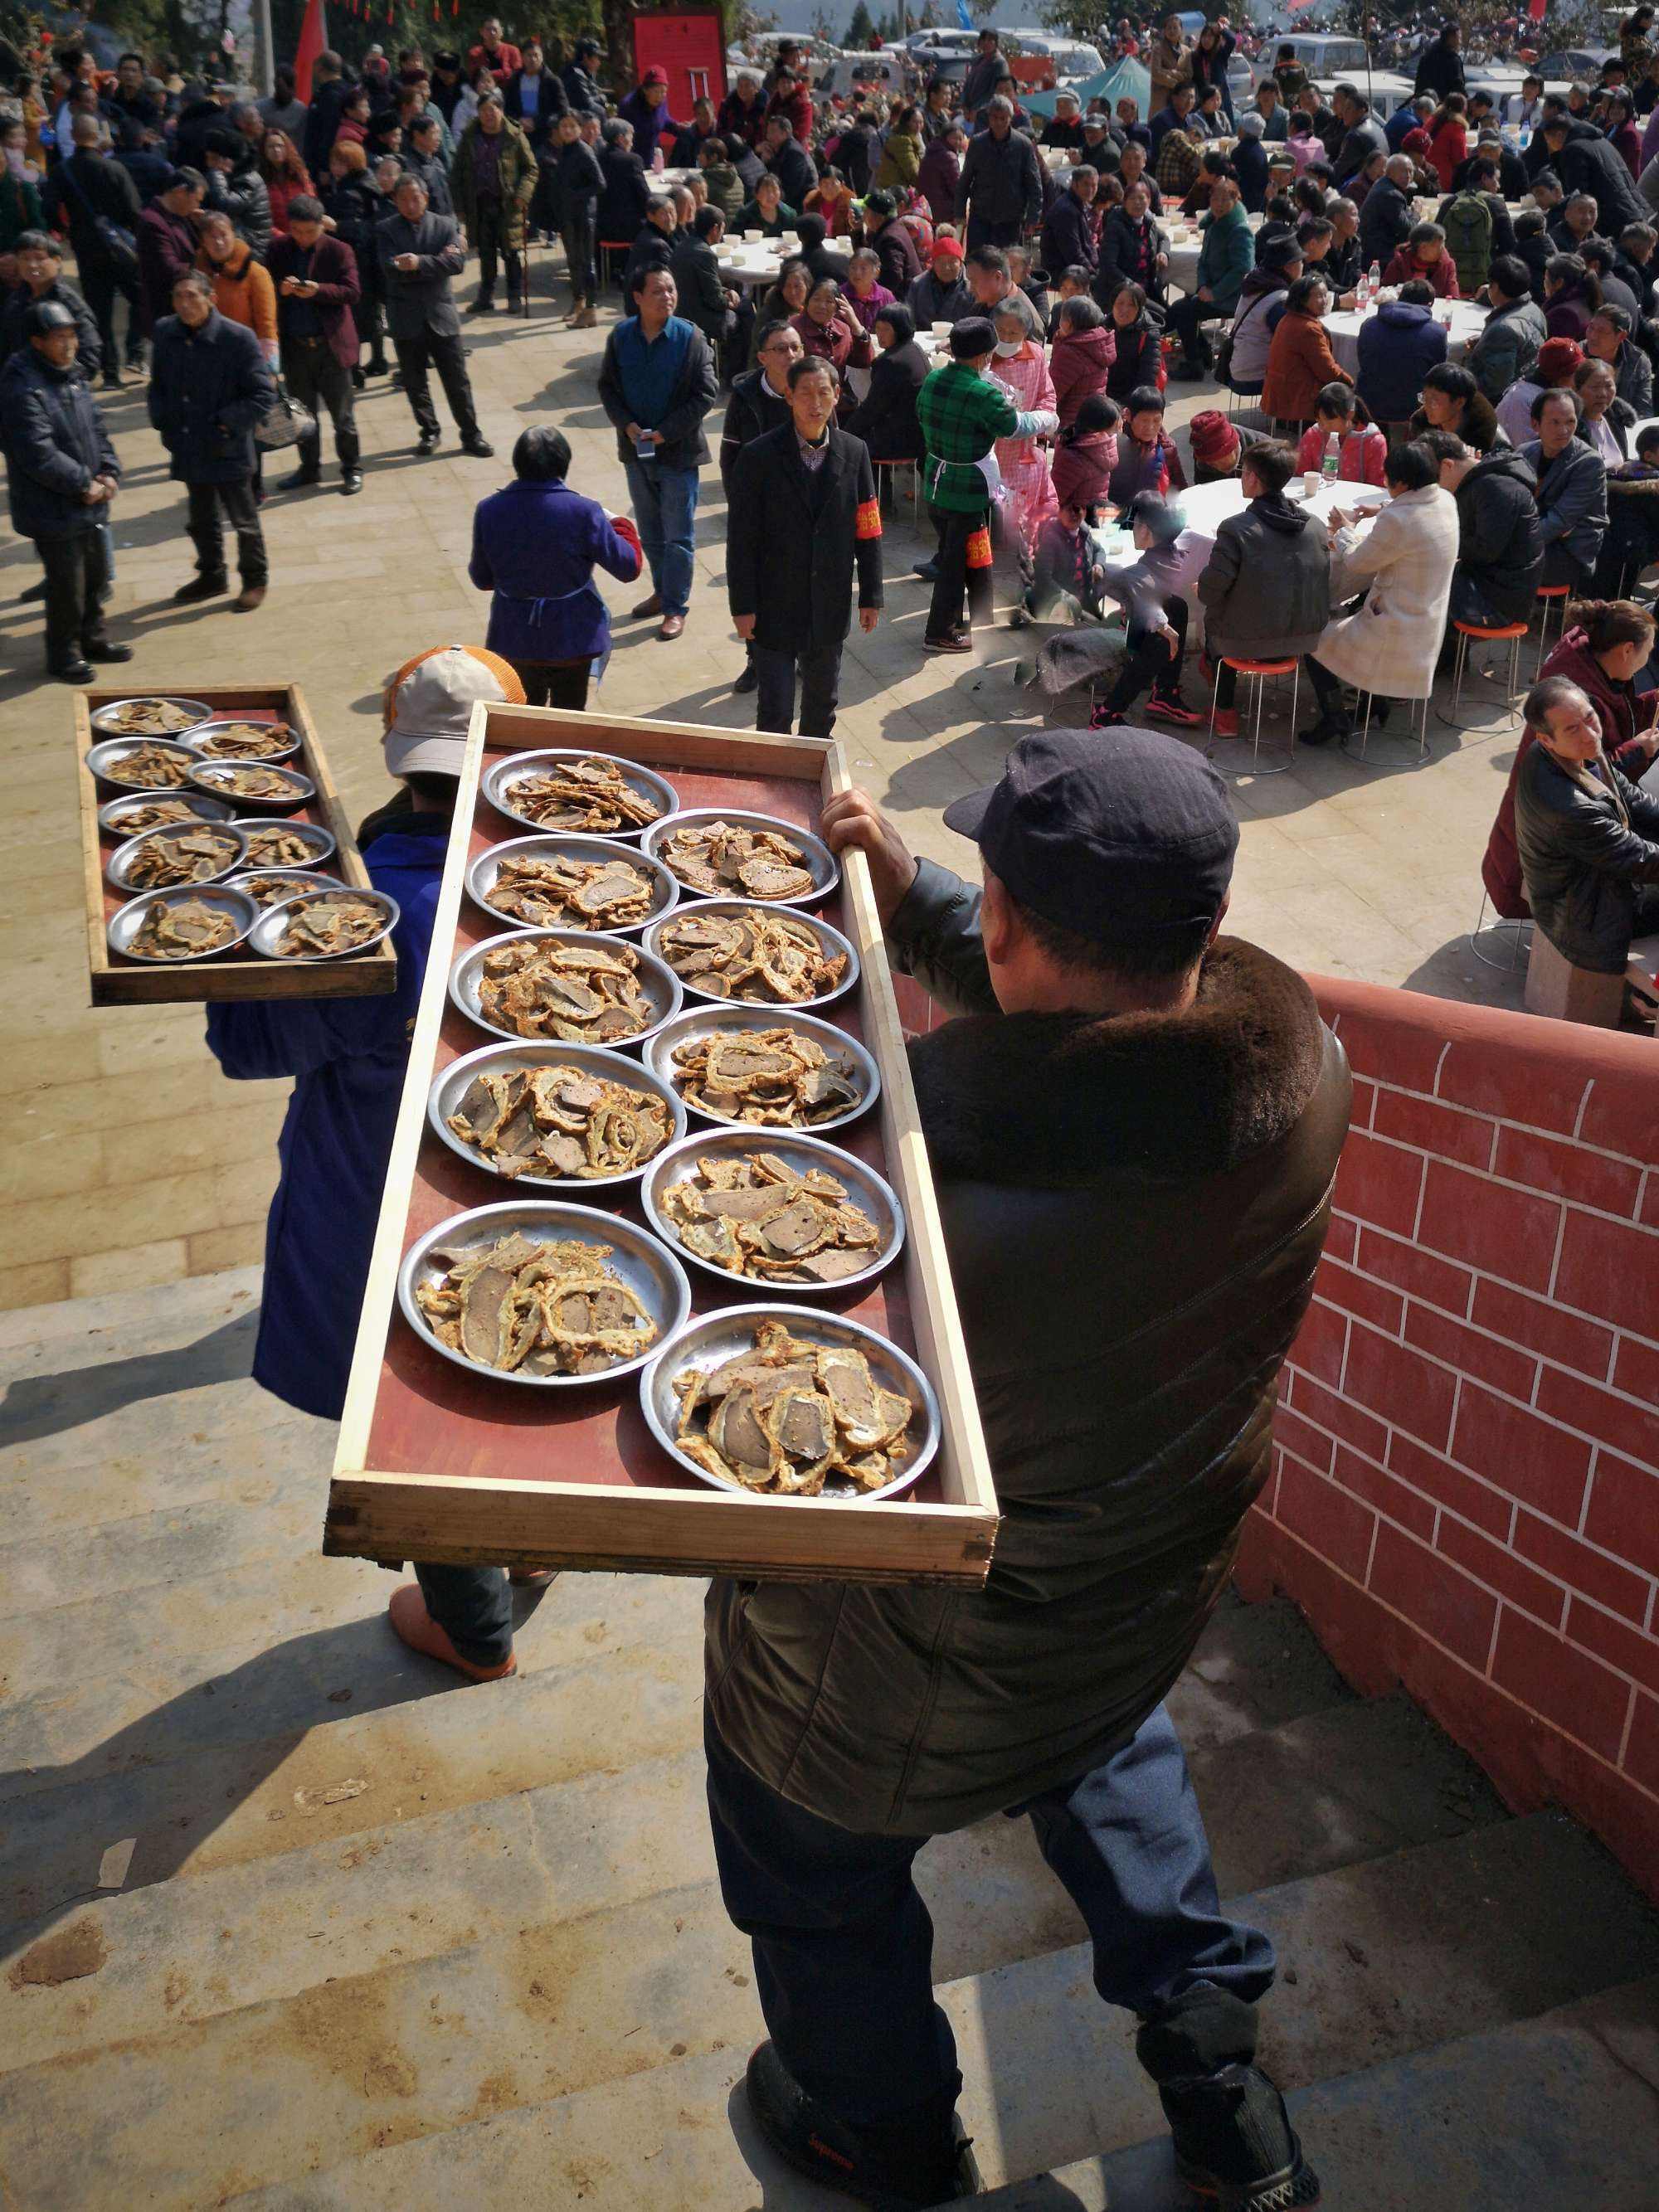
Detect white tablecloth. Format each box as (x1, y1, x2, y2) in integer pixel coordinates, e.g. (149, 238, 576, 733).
(716, 244, 786, 291)
(1090, 477, 1386, 641)
(1324, 299, 1488, 378)
(1164, 211, 1263, 297)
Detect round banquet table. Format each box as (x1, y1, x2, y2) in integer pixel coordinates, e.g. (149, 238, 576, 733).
(1324, 297, 1488, 377)
(1089, 476, 1388, 643)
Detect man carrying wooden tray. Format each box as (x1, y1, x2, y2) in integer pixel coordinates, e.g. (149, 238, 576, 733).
(703, 731, 1351, 2212)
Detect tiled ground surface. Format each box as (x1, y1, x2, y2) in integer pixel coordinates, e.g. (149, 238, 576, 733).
(0, 260, 1530, 1308)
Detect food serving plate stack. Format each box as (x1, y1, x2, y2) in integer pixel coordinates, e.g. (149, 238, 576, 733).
(75, 686, 397, 1006)
(325, 704, 997, 1592)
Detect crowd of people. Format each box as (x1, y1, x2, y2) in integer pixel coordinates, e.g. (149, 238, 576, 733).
(6, 17, 1659, 970)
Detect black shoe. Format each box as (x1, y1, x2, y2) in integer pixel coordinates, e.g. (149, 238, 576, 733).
(743, 2043, 973, 2211)
(732, 662, 759, 694)
(469, 294, 497, 314)
(1298, 714, 1345, 747)
(173, 571, 229, 604)
(280, 464, 321, 491)
(351, 365, 367, 390)
(1158, 2064, 1320, 2212)
(51, 657, 94, 684)
(82, 639, 134, 663)
(912, 558, 940, 582)
(340, 469, 364, 496)
(460, 434, 495, 458)
(102, 371, 124, 391)
(416, 429, 440, 455)
(366, 353, 389, 377)
(1167, 357, 1209, 381)
(505, 292, 523, 314)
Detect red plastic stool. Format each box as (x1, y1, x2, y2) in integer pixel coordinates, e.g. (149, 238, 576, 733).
(1206, 655, 1301, 776)
(1445, 616, 1530, 723)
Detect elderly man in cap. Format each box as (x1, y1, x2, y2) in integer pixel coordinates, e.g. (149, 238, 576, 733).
(0, 298, 126, 683)
(703, 731, 1348, 2212)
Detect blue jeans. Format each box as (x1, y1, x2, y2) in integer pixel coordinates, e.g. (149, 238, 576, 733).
(623, 456, 699, 615)
(704, 1700, 1275, 2128)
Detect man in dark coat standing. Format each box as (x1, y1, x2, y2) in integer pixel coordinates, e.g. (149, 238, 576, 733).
(1040, 165, 1101, 278)
(671, 205, 750, 369)
(719, 316, 802, 694)
(377, 172, 494, 459)
(148, 270, 275, 612)
(727, 355, 883, 737)
(269, 197, 363, 496)
(1413, 22, 1466, 101)
(562, 36, 607, 120)
(956, 97, 1043, 250)
(0, 301, 127, 682)
(702, 729, 1349, 2212)
(40, 113, 143, 385)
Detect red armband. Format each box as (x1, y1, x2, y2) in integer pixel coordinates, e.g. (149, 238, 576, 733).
(966, 527, 993, 571)
(854, 498, 883, 542)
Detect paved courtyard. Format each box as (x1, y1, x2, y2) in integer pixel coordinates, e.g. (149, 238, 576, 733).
(0, 266, 1529, 1309)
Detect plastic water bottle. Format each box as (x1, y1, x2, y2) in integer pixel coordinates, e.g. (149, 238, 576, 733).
(1322, 432, 1340, 486)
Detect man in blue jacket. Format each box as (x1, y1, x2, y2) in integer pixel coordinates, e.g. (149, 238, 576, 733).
(207, 644, 536, 1681)
(468, 425, 643, 707)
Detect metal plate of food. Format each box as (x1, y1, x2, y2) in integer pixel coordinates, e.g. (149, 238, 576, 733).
(106, 819, 249, 894)
(185, 718, 303, 764)
(227, 867, 341, 911)
(642, 808, 839, 907)
(187, 760, 317, 814)
(107, 883, 259, 965)
(428, 1038, 688, 1189)
(97, 791, 236, 839)
(640, 1304, 938, 1500)
(481, 750, 679, 842)
(231, 818, 338, 870)
(89, 696, 212, 739)
(450, 927, 684, 1050)
(644, 1004, 880, 1136)
(640, 1129, 904, 1294)
(465, 833, 679, 936)
(644, 898, 859, 1012)
(249, 887, 399, 962)
(398, 1199, 692, 1390)
(85, 737, 200, 793)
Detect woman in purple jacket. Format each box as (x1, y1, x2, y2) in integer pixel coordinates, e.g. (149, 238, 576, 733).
(467, 425, 643, 707)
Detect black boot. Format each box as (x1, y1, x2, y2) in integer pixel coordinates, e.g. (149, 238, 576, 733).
(173, 571, 229, 604)
(742, 2043, 975, 2211)
(338, 431, 363, 496)
(1137, 1989, 1319, 2212)
(82, 637, 134, 663)
(732, 661, 759, 695)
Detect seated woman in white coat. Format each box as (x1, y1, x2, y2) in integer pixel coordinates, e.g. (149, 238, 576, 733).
(1300, 438, 1460, 745)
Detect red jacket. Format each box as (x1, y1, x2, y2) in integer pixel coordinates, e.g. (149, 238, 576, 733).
(1052, 428, 1117, 509)
(1381, 244, 1459, 298)
(1050, 323, 1116, 429)
(766, 84, 815, 147)
(1296, 421, 1387, 486)
(1481, 629, 1655, 916)
(469, 39, 522, 81)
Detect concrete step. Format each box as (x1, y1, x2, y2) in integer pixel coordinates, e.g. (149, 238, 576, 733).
(5, 1810, 1650, 2210)
(967, 1975, 1659, 2212)
(199, 1829, 1659, 2212)
(1, 1693, 1505, 2070)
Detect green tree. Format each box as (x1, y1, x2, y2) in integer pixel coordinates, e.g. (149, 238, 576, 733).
(845, 0, 876, 44)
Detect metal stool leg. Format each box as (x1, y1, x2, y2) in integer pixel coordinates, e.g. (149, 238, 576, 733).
(1452, 626, 1469, 718)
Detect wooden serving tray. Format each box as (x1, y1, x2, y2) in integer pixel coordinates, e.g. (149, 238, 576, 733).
(325, 703, 999, 1589)
(76, 683, 397, 1005)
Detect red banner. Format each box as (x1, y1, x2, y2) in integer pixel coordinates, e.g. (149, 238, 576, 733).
(294, 0, 327, 100)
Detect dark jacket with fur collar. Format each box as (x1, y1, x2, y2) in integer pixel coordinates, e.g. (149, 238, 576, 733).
(705, 859, 1351, 1835)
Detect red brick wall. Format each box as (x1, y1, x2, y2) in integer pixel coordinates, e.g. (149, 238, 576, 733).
(1238, 980, 1659, 1898)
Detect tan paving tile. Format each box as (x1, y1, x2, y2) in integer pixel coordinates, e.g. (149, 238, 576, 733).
(0, 1257, 71, 1310)
(187, 1220, 270, 1274)
(67, 1235, 189, 1299)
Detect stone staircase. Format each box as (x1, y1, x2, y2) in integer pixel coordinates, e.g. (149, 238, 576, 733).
(2, 1269, 1657, 2210)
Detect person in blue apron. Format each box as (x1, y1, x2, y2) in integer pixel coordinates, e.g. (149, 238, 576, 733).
(207, 644, 542, 1683)
(467, 424, 643, 707)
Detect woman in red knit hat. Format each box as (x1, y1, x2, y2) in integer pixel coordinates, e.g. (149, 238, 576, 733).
(1187, 409, 1241, 484)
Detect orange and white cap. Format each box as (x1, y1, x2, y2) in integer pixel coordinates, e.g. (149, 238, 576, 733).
(381, 645, 525, 780)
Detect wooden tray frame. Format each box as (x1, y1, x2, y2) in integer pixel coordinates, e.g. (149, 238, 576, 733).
(324, 702, 1000, 1588)
(75, 683, 397, 1005)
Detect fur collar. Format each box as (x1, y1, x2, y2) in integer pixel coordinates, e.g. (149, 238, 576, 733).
(908, 939, 1326, 1188)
